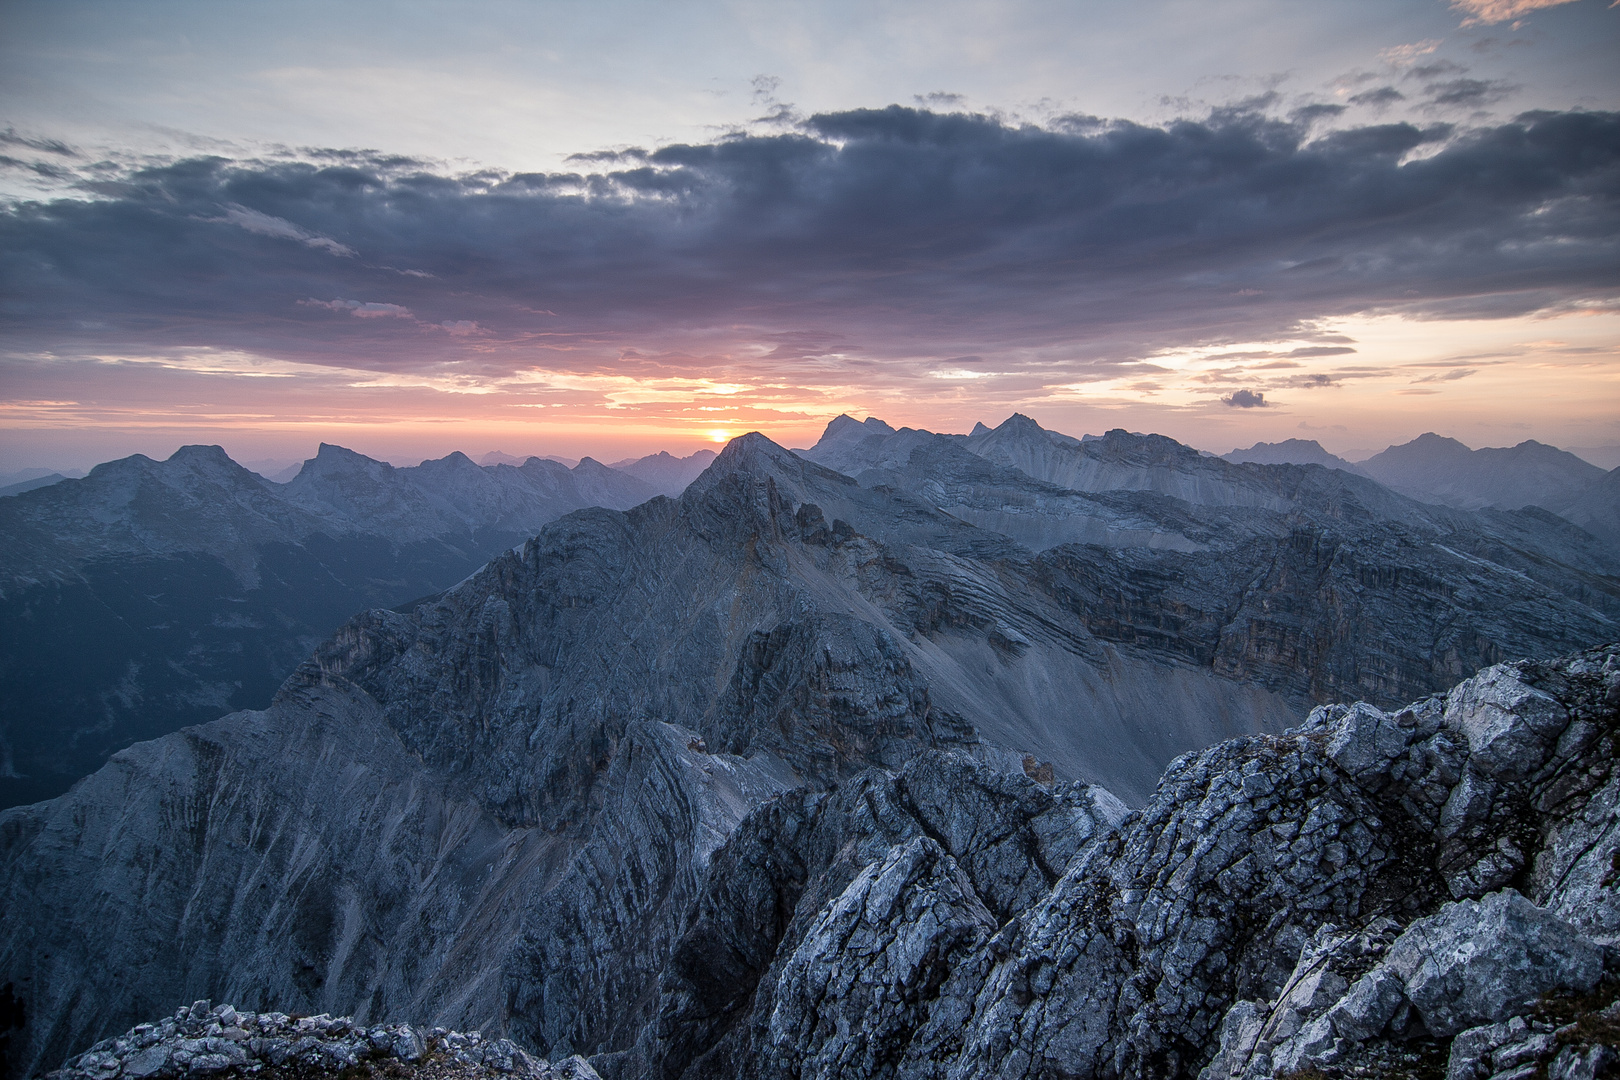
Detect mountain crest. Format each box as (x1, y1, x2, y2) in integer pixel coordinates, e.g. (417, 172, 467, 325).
(820, 414, 895, 441)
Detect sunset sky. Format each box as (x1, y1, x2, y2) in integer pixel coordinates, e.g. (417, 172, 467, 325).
(2, 0, 1617, 471)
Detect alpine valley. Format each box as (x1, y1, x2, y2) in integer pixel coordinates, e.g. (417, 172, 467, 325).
(3, 415, 1618, 1080)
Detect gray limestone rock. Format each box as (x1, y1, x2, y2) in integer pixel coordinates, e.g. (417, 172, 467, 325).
(1384, 890, 1604, 1037)
(763, 837, 996, 1080)
(43, 1003, 580, 1079)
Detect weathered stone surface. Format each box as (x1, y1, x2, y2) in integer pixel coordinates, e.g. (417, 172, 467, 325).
(42, 1002, 587, 1080)
(19, 643, 1620, 1080)
(763, 837, 995, 1080)
(1385, 890, 1604, 1037)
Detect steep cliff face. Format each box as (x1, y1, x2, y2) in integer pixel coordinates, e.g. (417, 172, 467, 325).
(28, 646, 1620, 1080)
(0, 679, 793, 1080)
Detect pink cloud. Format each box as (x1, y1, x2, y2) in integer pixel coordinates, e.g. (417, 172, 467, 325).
(1448, 0, 1581, 26)
(302, 298, 414, 319)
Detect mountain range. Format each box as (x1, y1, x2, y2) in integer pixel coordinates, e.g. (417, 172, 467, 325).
(1223, 433, 1618, 546)
(0, 444, 676, 808)
(1, 415, 1618, 1078)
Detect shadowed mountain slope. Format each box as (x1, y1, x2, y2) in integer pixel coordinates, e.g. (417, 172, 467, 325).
(1359, 432, 1607, 513)
(610, 450, 720, 497)
(3, 429, 1619, 1078)
(0, 444, 658, 808)
(1223, 438, 1364, 473)
(804, 415, 1620, 709)
(0, 431, 1324, 1077)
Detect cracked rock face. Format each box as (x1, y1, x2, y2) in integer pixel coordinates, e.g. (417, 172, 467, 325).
(763, 837, 996, 1080)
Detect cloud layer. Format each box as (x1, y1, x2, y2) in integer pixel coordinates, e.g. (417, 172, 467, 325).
(1, 103, 1617, 461)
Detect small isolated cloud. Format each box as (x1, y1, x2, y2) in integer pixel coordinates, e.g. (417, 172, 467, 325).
(1223, 389, 1269, 408)
(215, 205, 356, 257)
(1449, 0, 1581, 26)
(0, 129, 76, 156)
(1349, 87, 1406, 108)
(1424, 78, 1516, 109)
(1379, 40, 1443, 66)
(302, 298, 413, 319)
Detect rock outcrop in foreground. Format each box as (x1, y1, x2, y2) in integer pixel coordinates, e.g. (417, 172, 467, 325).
(618, 644, 1620, 1079)
(31, 644, 1620, 1079)
(44, 1000, 604, 1080)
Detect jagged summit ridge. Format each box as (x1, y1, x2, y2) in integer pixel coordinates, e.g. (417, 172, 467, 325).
(631, 645, 1620, 1079)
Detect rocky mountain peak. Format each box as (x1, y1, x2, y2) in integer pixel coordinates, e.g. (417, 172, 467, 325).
(1224, 438, 1361, 472)
(1088, 426, 1201, 461)
(165, 444, 239, 470)
(1360, 431, 1608, 516)
(820, 413, 895, 440)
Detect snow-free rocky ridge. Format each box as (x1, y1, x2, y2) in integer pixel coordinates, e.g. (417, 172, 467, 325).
(25, 645, 1620, 1080)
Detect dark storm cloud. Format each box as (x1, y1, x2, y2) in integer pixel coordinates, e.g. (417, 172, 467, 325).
(1, 104, 1617, 375)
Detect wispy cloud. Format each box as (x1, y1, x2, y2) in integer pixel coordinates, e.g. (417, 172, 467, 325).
(212, 204, 356, 256)
(1378, 40, 1443, 66)
(1448, 0, 1583, 26)
(302, 298, 412, 318)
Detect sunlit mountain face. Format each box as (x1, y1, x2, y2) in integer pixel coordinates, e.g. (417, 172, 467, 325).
(0, 0, 1616, 475)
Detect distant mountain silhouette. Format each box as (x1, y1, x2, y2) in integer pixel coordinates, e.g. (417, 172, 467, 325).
(0, 443, 658, 807)
(1358, 432, 1605, 512)
(609, 448, 719, 496)
(1223, 438, 1365, 474)
(0, 474, 67, 498)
